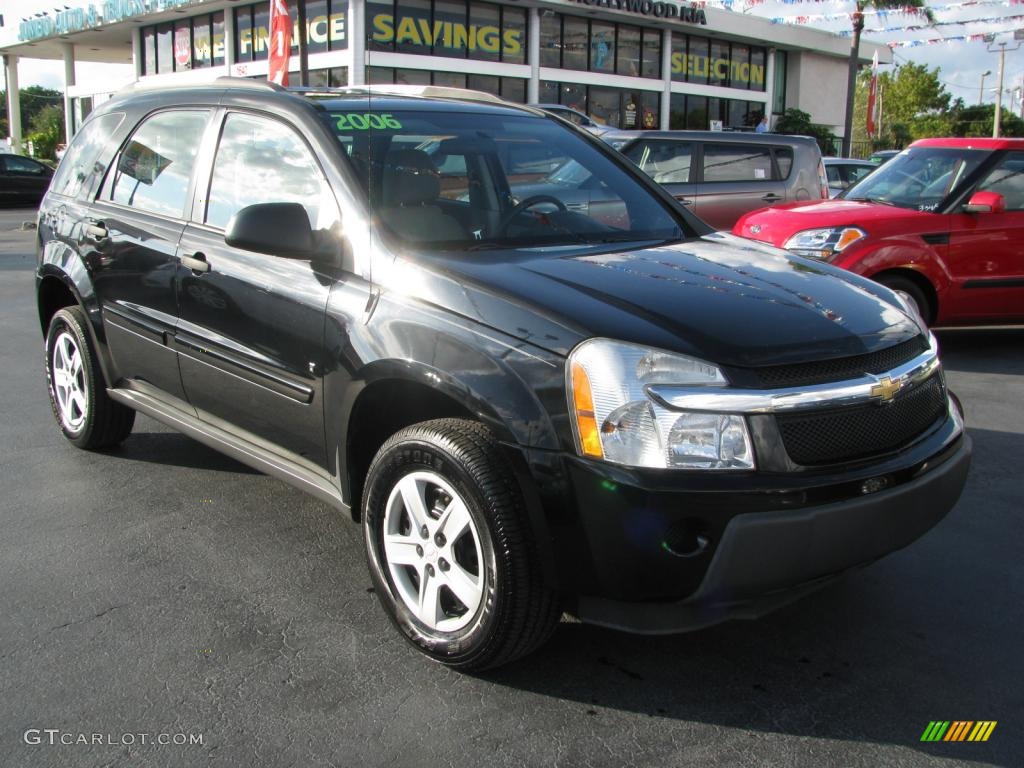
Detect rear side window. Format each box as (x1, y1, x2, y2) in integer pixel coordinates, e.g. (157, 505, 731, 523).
(50, 113, 125, 199)
(976, 151, 1024, 211)
(205, 112, 339, 231)
(108, 110, 209, 218)
(621, 140, 693, 184)
(702, 144, 774, 183)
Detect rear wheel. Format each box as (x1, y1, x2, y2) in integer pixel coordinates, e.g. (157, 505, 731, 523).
(876, 274, 932, 325)
(45, 306, 135, 449)
(362, 419, 559, 670)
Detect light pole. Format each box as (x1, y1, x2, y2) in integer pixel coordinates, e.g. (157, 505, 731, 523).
(979, 70, 991, 105)
(986, 36, 1023, 138)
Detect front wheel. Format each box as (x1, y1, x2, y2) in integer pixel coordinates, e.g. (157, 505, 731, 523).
(877, 275, 932, 326)
(362, 419, 559, 670)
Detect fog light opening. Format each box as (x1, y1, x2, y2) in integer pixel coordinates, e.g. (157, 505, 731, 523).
(860, 476, 890, 495)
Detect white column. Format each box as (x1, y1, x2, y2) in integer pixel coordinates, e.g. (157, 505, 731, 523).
(5, 54, 22, 154)
(131, 27, 143, 79)
(224, 6, 237, 70)
(660, 29, 672, 129)
(764, 47, 776, 127)
(528, 8, 540, 103)
(350, 0, 366, 85)
(62, 43, 76, 142)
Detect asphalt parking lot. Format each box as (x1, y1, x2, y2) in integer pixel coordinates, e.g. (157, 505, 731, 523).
(1, 206, 1020, 768)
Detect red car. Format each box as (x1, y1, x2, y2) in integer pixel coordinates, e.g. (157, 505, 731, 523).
(733, 138, 1024, 326)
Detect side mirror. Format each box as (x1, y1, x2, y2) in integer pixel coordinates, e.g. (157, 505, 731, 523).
(964, 190, 1006, 214)
(225, 202, 313, 258)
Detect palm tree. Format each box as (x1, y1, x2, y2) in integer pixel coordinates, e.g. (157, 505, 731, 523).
(842, 0, 933, 157)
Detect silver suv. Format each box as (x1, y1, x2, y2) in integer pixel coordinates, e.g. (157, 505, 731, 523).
(612, 131, 828, 230)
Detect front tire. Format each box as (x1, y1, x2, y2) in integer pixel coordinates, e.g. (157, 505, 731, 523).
(362, 419, 559, 670)
(877, 274, 932, 325)
(45, 306, 135, 449)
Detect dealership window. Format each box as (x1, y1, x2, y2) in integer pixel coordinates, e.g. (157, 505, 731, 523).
(670, 94, 767, 130)
(367, 0, 523, 63)
(641, 29, 660, 78)
(304, 0, 327, 54)
(142, 28, 157, 75)
(539, 81, 660, 130)
(671, 37, 766, 92)
(156, 24, 173, 74)
(540, 13, 660, 79)
(368, 67, 526, 101)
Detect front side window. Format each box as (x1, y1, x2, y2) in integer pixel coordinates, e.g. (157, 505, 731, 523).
(976, 151, 1024, 211)
(702, 144, 773, 183)
(205, 113, 340, 232)
(108, 110, 208, 218)
(845, 147, 988, 210)
(324, 108, 687, 250)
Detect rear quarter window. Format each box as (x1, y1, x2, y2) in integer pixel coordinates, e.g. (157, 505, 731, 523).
(49, 113, 126, 200)
(702, 143, 774, 183)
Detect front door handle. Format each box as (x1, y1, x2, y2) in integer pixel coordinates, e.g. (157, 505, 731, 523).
(84, 221, 107, 239)
(181, 253, 210, 273)
(674, 196, 694, 206)
(761, 194, 783, 203)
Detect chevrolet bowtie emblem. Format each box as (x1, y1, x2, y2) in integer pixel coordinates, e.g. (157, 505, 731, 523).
(870, 375, 902, 402)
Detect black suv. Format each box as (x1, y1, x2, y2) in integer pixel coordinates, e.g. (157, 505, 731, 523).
(36, 81, 971, 670)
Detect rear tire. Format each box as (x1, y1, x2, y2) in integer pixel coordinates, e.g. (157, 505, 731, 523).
(362, 419, 559, 670)
(45, 306, 135, 449)
(876, 275, 932, 325)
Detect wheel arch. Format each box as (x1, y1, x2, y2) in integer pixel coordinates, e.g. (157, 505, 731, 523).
(870, 266, 939, 325)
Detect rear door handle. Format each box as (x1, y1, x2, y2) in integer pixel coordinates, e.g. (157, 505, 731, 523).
(761, 194, 783, 203)
(674, 196, 694, 206)
(181, 253, 210, 273)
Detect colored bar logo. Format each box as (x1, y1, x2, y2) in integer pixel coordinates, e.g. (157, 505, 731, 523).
(921, 721, 997, 742)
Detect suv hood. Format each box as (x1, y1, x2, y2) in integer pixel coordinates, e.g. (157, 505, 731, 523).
(395, 233, 921, 368)
(734, 199, 931, 248)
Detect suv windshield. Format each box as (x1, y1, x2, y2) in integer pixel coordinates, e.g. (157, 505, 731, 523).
(324, 109, 686, 250)
(844, 147, 987, 211)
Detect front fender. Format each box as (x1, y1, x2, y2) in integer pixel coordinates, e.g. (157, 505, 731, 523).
(838, 238, 951, 296)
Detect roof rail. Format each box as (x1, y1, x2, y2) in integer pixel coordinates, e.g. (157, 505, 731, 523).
(288, 84, 506, 104)
(117, 76, 284, 95)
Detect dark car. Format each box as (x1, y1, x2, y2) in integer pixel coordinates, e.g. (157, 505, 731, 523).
(868, 149, 901, 165)
(36, 81, 970, 670)
(1, 153, 54, 206)
(613, 131, 828, 230)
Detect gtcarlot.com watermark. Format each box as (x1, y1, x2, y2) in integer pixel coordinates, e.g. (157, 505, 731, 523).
(24, 729, 203, 747)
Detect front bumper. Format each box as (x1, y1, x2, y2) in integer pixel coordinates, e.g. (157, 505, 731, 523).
(570, 433, 970, 633)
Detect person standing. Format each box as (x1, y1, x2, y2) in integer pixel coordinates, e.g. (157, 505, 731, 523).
(755, 116, 769, 133)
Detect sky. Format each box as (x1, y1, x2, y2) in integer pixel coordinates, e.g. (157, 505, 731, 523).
(9, 0, 1024, 113)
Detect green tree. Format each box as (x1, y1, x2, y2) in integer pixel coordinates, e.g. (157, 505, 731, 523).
(774, 108, 839, 155)
(852, 63, 953, 150)
(948, 103, 1024, 138)
(1, 86, 64, 147)
(842, 1, 934, 156)
(26, 104, 65, 160)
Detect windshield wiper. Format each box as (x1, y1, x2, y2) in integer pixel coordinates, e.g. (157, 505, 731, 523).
(847, 196, 897, 207)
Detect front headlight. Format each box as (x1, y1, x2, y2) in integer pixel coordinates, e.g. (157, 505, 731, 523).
(783, 227, 866, 261)
(567, 339, 754, 470)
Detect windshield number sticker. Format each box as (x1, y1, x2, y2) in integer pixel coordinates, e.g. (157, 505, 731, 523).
(334, 113, 402, 131)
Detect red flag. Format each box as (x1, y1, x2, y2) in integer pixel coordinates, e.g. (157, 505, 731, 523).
(268, 0, 292, 87)
(866, 51, 879, 138)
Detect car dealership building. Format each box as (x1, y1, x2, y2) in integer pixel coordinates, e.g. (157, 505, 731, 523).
(1, 0, 890, 150)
